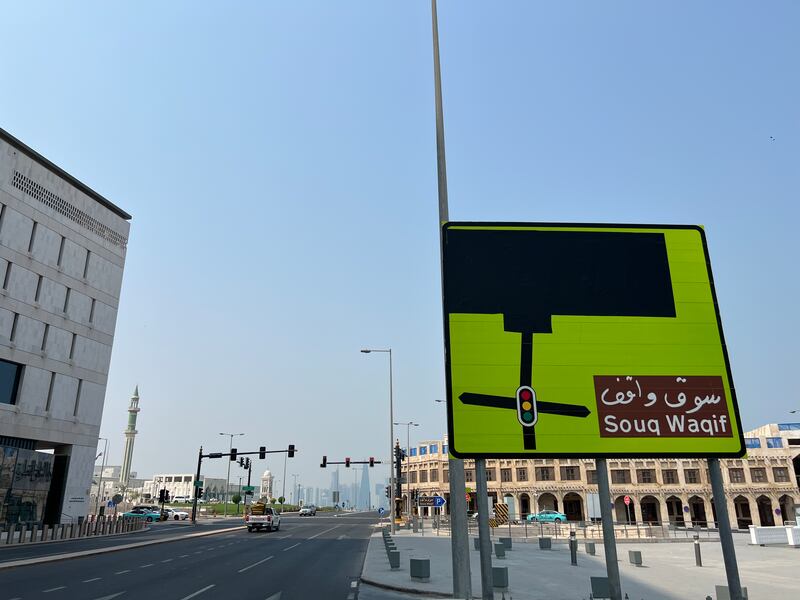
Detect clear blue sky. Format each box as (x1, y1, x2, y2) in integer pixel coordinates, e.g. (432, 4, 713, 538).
(1, 1, 797, 490)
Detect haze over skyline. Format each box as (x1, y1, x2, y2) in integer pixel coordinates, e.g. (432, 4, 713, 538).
(2, 1, 797, 489)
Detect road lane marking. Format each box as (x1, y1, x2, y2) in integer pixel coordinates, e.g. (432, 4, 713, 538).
(278, 534, 291, 539)
(238, 555, 274, 573)
(161, 558, 173, 563)
(282, 543, 301, 552)
(306, 525, 339, 540)
(43, 586, 67, 593)
(114, 569, 131, 575)
(83, 577, 102, 582)
(194, 550, 203, 554)
(265, 593, 282, 600)
(180, 554, 190, 558)
(93, 593, 126, 600)
(179, 584, 216, 600)
(140, 563, 154, 568)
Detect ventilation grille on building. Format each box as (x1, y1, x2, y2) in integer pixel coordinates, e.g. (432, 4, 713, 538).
(11, 171, 128, 249)
(0, 435, 36, 450)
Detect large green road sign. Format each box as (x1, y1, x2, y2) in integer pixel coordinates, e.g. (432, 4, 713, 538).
(442, 222, 744, 458)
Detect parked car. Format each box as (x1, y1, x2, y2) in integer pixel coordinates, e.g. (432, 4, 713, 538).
(163, 508, 189, 521)
(172, 495, 190, 504)
(527, 510, 568, 523)
(123, 507, 163, 522)
(299, 505, 317, 516)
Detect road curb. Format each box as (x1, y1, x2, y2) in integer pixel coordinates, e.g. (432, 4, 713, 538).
(359, 577, 454, 598)
(0, 524, 244, 571)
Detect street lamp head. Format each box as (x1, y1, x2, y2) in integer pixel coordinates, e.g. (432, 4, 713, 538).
(360, 349, 371, 353)
(434, 399, 445, 403)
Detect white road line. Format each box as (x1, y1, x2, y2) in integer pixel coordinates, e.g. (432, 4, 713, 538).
(179, 584, 216, 600)
(161, 558, 173, 563)
(93, 592, 126, 600)
(180, 554, 190, 558)
(140, 563, 154, 568)
(194, 550, 203, 554)
(265, 593, 282, 600)
(42, 586, 67, 593)
(307, 525, 339, 540)
(83, 577, 102, 582)
(238, 555, 274, 573)
(114, 569, 131, 575)
(278, 534, 291, 539)
(350, 581, 358, 589)
(282, 543, 301, 552)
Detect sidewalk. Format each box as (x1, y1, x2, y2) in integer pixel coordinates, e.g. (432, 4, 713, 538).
(361, 528, 798, 599)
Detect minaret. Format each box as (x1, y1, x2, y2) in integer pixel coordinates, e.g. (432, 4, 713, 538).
(119, 386, 140, 487)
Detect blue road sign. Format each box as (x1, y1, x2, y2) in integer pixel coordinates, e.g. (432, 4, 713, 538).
(418, 495, 447, 508)
(378, 507, 386, 516)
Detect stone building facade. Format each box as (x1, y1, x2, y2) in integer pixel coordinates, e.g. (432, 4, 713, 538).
(400, 423, 800, 529)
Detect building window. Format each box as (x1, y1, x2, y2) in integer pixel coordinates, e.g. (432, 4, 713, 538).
(744, 438, 762, 449)
(485, 468, 495, 481)
(778, 423, 800, 431)
(410, 471, 418, 484)
(516, 467, 528, 481)
(443, 469, 449, 483)
(728, 468, 745, 483)
(419, 470, 428, 483)
(560, 466, 580, 481)
(535, 467, 554, 481)
(501, 468, 512, 482)
(0, 358, 23, 405)
(410, 447, 417, 457)
(165, 477, 173, 482)
(773, 467, 790, 482)
(429, 444, 438, 454)
(611, 470, 631, 484)
(184, 476, 192, 482)
(684, 469, 700, 484)
(430, 469, 439, 482)
(663, 469, 678, 484)
(443, 444, 448, 454)
(587, 470, 598, 484)
(419, 446, 427, 456)
(637, 469, 656, 484)
(750, 468, 767, 483)
(766, 437, 784, 448)
(465, 470, 474, 482)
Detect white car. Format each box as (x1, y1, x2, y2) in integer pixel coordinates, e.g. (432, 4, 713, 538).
(163, 508, 189, 520)
(299, 505, 317, 516)
(245, 506, 281, 532)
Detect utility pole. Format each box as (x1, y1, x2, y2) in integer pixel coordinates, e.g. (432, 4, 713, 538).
(431, 1, 471, 596)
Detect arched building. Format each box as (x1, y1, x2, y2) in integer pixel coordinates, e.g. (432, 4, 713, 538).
(260, 470, 274, 500)
(400, 423, 800, 528)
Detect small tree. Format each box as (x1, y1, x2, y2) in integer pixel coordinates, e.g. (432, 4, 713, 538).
(278, 496, 285, 505)
(231, 494, 242, 505)
(270, 497, 277, 505)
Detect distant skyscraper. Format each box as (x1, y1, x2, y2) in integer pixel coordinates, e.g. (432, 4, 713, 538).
(359, 465, 371, 509)
(331, 469, 340, 497)
(119, 386, 140, 488)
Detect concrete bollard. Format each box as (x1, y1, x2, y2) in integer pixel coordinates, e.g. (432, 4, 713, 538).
(18, 524, 27, 544)
(628, 550, 643, 566)
(492, 566, 509, 591)
(714, 585, 749, 599)
(6, 524, 16, 545)
(539, 537, 552, 550)
(494, 543, 506, 559)
(388, 550, 400, 570)
(473, 537, 480, 550)
(410, 558, 430, 582)
(585, 541, 596, 555)
(499, 537, 512, 550)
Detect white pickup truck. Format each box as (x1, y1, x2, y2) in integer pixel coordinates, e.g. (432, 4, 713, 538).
(245, 504, 281, 532)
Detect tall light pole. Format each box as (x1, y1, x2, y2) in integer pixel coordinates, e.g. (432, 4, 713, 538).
(282, 450, 288, 508)
(361, 348, 395, 532)
(394, 421, 419, 515)
(219, 432, 244, 517)
(94, 437, 109, 514)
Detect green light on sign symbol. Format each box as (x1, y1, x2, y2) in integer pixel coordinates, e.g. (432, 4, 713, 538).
(522, 412, 534, 423)
(515, 386, 538, 428)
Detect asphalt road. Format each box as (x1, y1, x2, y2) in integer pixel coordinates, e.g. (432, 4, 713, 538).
(0, 512, 380, 600)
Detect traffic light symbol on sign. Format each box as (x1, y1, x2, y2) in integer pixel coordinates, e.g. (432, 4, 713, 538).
(516, 386, 538, 427)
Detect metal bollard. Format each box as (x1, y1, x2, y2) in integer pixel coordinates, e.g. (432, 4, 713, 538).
(693, 534, 702, 567)
(494, 542, 506, 559)
(569, 530, 578, 566)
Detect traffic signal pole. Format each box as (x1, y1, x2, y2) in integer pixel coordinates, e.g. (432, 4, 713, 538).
(431, 1, 471, 597)
(191, 446, 203, 524)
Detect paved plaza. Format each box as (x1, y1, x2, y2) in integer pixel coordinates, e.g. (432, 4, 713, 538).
(362, 528, 799, 599)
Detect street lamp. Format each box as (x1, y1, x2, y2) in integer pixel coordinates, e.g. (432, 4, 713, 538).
(219, 432, 244, 517)
(394, 421, 419, 515)
(361, 348, 395, 532)
(94, 437, 109, 514)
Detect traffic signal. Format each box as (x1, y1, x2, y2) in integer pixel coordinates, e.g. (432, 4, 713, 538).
(345, 457, 351, 467)
(515, 385, 537, 427)
(164, 490, 170, 503)
(245, 458, 251, 469)
(288, 444, 295, 458)
(159, 489, 165, 503)
(195, 486, 203, 499)
(259, 446, 266, 460)
(320, 455, 327, 468)
(385, 485, 390, 498)
(369, 457, 375, 467)
(239, 457, 244, 467)
(230, 448, 237, 461)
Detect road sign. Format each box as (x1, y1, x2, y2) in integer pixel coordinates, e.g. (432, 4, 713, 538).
(112, 494, 123, 506)
(194, 480, 203, 487)
(107, 500, 114, 508)
(417, 495, 447, 508)
(242, 485, 255, 493)
(378, 507, 386, 516)
(442, 222, 745, 458)
(624, 495, 631, 506)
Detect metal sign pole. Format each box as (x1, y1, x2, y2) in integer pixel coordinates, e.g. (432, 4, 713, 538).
(596, 458, 622, 600)
(475, 459, 494, 599)
(709, 458, 744, 600)
(431, 0, 471, 597)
